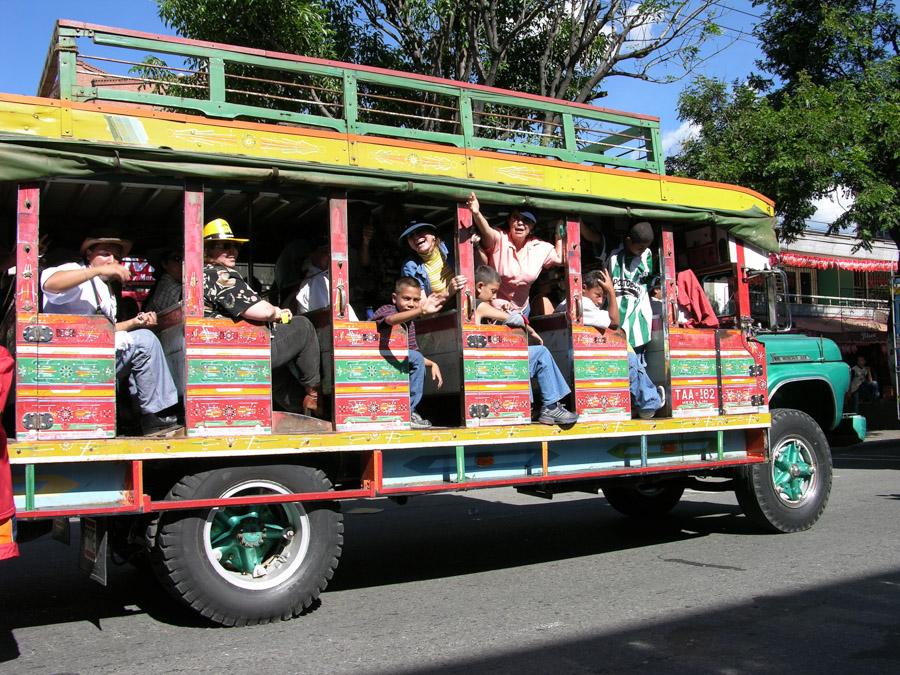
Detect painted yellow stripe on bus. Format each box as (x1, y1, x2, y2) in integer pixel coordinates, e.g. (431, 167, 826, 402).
(671, 378, 720, 386)
(464, 383, 532, 392)
(0, 98, 772, 217)
(16, 346, 113, 356)
(186, 348, 271, 357)
(573, 350, 629, 359)
(16, 389, 115, 398)
(575, 380, 630, 389)
(185, 387, 273, 396)
(462, 350, 528, 359)
(8, 412, 771, 463)
(334, 384, 410, 394)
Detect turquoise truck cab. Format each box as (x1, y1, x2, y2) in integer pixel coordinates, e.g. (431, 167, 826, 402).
(758, 334, 850, 432)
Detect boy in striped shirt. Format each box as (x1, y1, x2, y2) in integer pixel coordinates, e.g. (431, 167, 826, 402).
(608, 222, 654, 354)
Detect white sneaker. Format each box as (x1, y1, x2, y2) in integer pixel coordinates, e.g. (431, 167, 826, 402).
(657, 385, 666, 408)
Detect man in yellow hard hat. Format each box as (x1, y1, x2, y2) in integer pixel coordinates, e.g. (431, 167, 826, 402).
(202, 218, 322, 414)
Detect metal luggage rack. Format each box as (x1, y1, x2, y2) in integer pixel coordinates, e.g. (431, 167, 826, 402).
(39, 20, 664, 174)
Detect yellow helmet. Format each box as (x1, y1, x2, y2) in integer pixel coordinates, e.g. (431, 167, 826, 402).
(203, 218, 248, 243)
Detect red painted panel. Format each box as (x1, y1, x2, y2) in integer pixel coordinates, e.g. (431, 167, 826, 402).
(15, 185, 39, 316)
(333, 321, 407, 350)
(184, 318, 272, 436)
(661, 227, 677, 327)
(564, 216, 582, 325)
(462, 324, 530, 426)
(329, 196, 350, 322)
(15, 398, 116, 440)
(186, 397, 272, 434)
(571, 325, 631, 420)
(457, 203, 476, 323)
(183, 189, 204, 318)
(185, 318, 271, 346)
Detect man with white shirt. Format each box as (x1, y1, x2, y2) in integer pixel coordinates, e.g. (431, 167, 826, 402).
(40, 231, 179, 435)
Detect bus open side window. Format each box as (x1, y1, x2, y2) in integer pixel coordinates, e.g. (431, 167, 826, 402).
(455, 202, 531, 427)
(14, 184, 118, 440)
(530, 215, 633, 421)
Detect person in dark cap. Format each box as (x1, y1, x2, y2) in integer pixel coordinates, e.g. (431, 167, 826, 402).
(40, 229, 179, 435)
(202, 218, 322, 415)
(398, 221, 467, 302)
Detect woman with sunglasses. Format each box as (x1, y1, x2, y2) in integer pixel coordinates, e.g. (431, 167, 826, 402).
(467, 192, 563, 317)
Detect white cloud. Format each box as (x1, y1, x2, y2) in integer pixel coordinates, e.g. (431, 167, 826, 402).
(661, 121, 700, 155)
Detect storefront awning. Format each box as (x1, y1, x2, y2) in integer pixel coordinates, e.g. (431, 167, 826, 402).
(770, 252, 897, 273)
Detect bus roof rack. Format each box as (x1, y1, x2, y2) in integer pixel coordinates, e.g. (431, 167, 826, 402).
(40, 19, 665, 174)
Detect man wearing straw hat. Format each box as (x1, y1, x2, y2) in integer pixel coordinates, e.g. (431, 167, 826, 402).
(203, 218, 322, 415)
(40, 229, 179, 435)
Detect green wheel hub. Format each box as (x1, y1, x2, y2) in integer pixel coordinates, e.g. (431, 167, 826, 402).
(202, 480, 311, 591)
(209, 507, 292, 576)
(772, 437, 818, 506)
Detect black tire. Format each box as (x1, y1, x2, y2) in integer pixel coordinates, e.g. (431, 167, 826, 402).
(150, 464, 343, 626)
(735, 408, 832, 533)
(602, 483, 685, 518)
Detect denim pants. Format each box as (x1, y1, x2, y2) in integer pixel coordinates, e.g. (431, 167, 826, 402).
(628, 353, 661, 412)
(116, 328, 179, 415)
(408, 349, 425, 412)
(529, 345, 570, 407)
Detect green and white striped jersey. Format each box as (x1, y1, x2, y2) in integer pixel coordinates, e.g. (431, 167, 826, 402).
(608, 245, 653, 349)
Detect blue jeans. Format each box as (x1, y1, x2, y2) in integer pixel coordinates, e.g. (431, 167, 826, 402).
(408, 348, 425, 412)
(629, 353, 660, 412)
(529, 345, 570, 408)
(116, 328, 179, 415)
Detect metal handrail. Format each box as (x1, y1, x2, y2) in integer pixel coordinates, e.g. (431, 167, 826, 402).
(44, 20, 664, 173)
(786, 292, 890, 308)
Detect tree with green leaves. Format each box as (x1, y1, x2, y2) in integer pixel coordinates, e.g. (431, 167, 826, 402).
(150, 0, 730, 106)
(667, 0, 899, 251)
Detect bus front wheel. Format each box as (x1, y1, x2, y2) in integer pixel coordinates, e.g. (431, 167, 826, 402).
(735, 408, 832, 533)
(150, 464, 343, 626)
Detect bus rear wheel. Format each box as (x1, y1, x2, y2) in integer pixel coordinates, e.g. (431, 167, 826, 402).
(602, 483, 685, 518)
(150, 465, 343, 626)
(735, 408, 832, 533)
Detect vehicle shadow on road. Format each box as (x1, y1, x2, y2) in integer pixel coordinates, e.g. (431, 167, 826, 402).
(328, 494, 756, 592)
(0, 494, 751, 645)
(833, 441, 900, 471)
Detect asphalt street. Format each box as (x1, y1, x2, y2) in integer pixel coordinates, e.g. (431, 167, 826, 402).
(1, 432, 899, 674)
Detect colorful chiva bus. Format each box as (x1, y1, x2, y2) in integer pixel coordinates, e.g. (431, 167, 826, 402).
(0, 21, 831, 626)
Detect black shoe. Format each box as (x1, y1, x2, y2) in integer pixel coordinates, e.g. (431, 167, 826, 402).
(140, 412, 179, 436)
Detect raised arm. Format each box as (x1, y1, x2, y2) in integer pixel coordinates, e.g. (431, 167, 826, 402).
(599, 269, 620, 329)
(466, 192, 499, 253)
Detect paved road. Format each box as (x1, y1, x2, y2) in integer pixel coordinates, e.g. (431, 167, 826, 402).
(2, 434, 899, 674)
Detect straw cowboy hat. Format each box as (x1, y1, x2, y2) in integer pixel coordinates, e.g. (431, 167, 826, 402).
(80, 229, 133, 257)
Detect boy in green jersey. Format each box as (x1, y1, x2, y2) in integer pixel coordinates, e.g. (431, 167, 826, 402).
(608, 221, 654, 353)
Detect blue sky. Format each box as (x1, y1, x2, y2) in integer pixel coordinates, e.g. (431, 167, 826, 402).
(1, 0, 764, 145)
